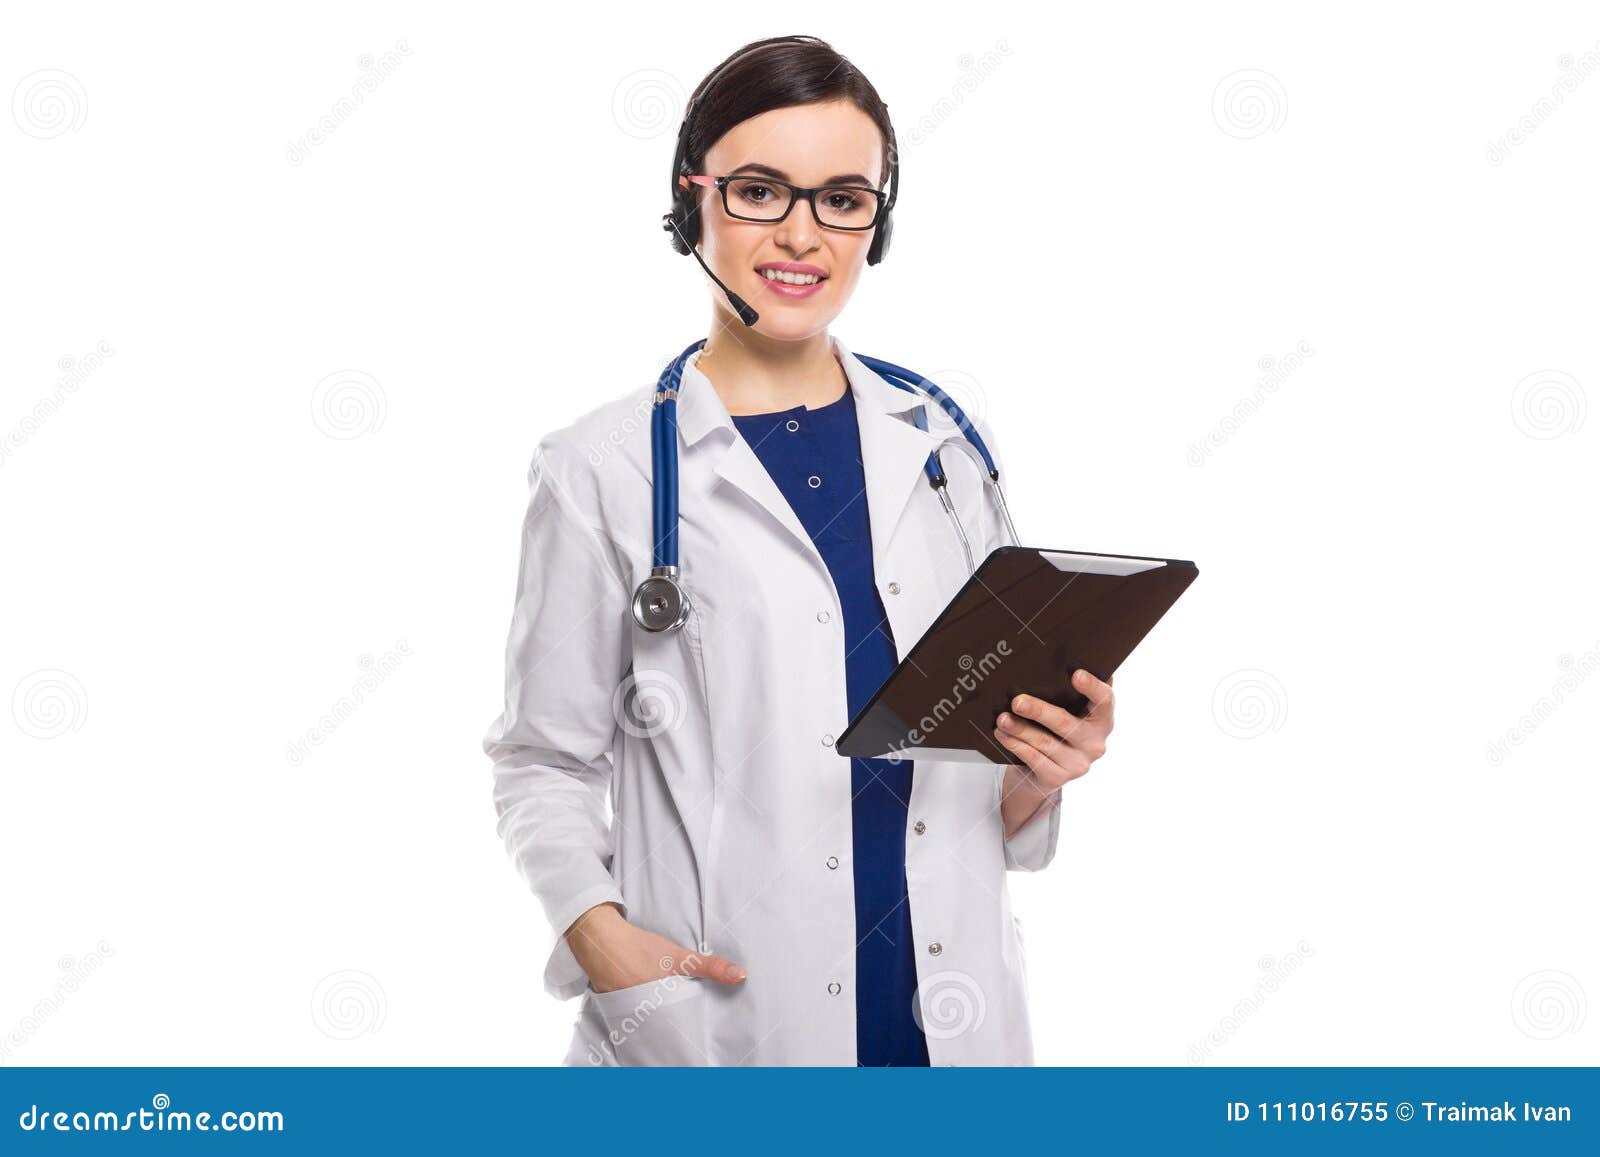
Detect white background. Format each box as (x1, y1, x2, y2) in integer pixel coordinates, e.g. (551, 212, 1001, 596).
(2, 1, 1596, 1067)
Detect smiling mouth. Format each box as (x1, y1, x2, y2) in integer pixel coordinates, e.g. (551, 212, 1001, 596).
(756, 268, 828, 285)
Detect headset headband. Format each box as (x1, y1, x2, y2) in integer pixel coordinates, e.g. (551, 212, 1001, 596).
(668, 37, 898, 211)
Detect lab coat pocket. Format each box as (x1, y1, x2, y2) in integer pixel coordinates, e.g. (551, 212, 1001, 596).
(588, 974, 710, 1066)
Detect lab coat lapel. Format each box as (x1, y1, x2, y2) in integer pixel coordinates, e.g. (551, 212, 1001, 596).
(676, 352, 818, 564)
(713, 439, 816, 560)
(834, 338, 945, 580)
(674, 337, 943, 578)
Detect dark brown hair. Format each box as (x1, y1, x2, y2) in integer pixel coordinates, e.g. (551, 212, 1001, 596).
(679, 36, 898, 195)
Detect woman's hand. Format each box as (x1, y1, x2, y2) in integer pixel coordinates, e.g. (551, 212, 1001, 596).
(564, 902, 747, 994)
(994, 669, 1115, 835)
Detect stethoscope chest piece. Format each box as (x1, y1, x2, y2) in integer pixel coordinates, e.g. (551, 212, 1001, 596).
(632, 566, 691, 633)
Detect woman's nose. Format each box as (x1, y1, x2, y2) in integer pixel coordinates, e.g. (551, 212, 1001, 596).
(772, 199, 822, 253)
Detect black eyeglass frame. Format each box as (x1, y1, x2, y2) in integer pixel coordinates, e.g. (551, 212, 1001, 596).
(684, 173, 889, 231)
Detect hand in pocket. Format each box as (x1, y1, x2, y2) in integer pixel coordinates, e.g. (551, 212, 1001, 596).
(565, 902, 746, 993)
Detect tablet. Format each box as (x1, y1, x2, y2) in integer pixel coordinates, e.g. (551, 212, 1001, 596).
(835, 545, 1199, 764)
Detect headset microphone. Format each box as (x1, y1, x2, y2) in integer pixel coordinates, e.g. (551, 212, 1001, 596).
(663, 213, 759, 327)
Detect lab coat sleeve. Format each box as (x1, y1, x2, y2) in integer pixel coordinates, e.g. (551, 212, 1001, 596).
(484, 440, 633, 952)
(1003, 787, 1063, 872)
(972, 414, 1066, 873)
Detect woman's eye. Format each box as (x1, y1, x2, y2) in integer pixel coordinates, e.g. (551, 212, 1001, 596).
(735, 183, 774, 203)
(824, 192, 861, 211)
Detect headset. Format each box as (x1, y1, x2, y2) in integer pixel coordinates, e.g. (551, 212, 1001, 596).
(660, 35, 901, 329)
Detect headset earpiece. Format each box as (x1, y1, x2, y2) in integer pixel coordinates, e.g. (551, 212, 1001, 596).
(866, 208, 893, 265)
(868, 118, 898, 266)
(663, 180, 698, 255)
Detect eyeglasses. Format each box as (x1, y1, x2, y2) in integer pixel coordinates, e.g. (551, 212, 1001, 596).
(685, 173, 888, 231)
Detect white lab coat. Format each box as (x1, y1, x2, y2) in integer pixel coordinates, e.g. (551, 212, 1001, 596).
(485, 334, 1063, 1066)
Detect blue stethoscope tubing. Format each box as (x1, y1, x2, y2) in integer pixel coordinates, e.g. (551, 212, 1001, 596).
(631, 339, 1020, 633)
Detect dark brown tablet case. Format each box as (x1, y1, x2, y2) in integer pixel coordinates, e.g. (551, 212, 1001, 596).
(835, 546, 1199, 764)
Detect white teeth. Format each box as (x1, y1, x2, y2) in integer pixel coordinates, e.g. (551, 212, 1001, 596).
(761, 269, 821, 285)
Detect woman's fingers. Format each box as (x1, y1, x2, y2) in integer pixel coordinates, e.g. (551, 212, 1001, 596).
(1009, 692, 1084, 746)
(999, 707, 1107, 763)
(993, 727, 1046, 773)
(1068, 668, 1115, 722)
(1006, 676, 1113, 758)
(673, 946, 747, 986)
(995, 711, 1065, 759)
(1013, 670, 1114, 729)
(994, 722, 1091, 788)
(579, 918, 749, 991)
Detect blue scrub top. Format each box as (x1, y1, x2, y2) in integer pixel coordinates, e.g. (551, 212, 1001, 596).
(731, 380, 931, 1068)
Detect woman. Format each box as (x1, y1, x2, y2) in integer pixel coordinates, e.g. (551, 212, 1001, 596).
(484, 35, 1115, 1066)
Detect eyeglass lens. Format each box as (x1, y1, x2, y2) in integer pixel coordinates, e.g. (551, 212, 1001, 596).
(724, 177, 880, 228)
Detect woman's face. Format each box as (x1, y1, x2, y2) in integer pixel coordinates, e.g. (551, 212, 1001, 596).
(688, 99, 886, 342)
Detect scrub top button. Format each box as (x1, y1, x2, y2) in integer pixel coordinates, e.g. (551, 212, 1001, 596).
(928, 941, 943, 956)
(887, 581, 901, 595)
(913, 820, 926, 835)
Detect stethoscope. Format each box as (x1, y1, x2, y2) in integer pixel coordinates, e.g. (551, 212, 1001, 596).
(631, 339, 1021, 633)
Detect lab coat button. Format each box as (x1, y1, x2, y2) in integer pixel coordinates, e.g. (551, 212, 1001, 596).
(817, 610, 831, 623)
(913, 820, 926, 835)
(821, 734, 834, 747)
(928, 941, 943, 956)
(826, 855, 839, 869)
(887, 581, 901, 595)
(828, 981, 842, 995)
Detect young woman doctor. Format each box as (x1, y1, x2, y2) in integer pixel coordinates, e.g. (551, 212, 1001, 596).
(485, 36, 1116, 1066)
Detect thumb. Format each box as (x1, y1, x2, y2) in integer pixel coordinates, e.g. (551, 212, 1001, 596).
(673, 945, 747, 986)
